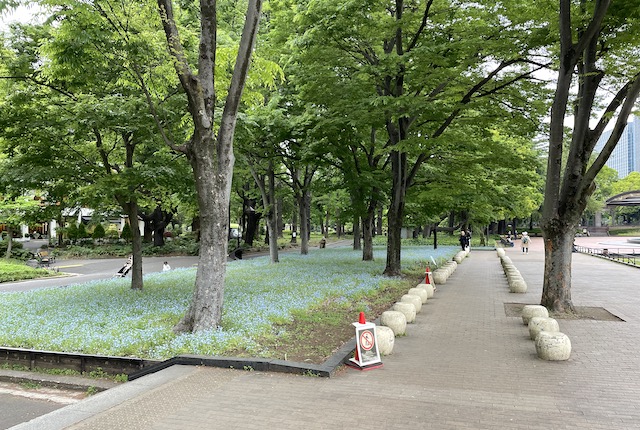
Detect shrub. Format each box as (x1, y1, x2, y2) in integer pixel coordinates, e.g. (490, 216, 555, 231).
(92, 224, 106, 240)
(121, 223, 132, 242)
(66, 223, 79, 242)
(78, 223, 89, 239)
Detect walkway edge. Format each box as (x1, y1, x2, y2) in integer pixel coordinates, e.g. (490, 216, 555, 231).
(10, 365, 197, 430)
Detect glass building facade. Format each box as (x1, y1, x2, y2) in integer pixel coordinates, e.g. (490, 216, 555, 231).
(595, 116, 640, 178)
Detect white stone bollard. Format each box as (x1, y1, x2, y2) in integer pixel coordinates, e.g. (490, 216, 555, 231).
(496, 248, 505, 257)
(380, 310, 407, 336)
(509, 279, 528, 293)
(408, 287, 428, 304)
(521, 305, 549, 325)
(401, 294, 422, 313)
(375, 325, 395, 355)
(528, 317, 560, 340)
(417, 283, 435, 298)
(535, 331, 571, 361)
(433, 270, 448, 285)
(392, 302, 416, 323)
(454, 252, 465, 263)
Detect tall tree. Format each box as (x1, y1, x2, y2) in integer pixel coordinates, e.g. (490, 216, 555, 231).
(541, 0, 640, 312)
(0, 4, 184, 290)
(283, 0, 550, 275)
(154, 0, 262, 332)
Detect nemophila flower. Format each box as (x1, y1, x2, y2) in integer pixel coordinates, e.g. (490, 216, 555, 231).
(0, 246, 457, 359)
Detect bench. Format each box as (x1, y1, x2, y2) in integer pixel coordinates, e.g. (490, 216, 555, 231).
(36, 250, 54, 268)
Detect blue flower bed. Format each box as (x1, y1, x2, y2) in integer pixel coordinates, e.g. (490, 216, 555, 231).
(0, 246, 456, 359)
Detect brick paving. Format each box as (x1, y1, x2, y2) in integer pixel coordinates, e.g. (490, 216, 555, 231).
(13, 237, 640, 429)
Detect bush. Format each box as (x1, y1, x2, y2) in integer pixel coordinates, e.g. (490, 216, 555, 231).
(0, 241, 31, 261)
(0, 259, 53, 282)
(66, 223, 79, 242)
(121, 223, 132, 242)
(78, 223, 89, 239)
(92, 224, 106, 240)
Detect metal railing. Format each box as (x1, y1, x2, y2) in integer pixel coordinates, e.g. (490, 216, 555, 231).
(574, 245, 639, 268)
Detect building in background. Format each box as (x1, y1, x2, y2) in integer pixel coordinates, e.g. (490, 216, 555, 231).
(595, 115, 640, 178)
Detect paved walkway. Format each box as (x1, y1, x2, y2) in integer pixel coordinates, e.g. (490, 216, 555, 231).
(12, 237, 640, 429)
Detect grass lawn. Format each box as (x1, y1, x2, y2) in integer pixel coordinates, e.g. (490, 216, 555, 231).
(0, 259, 57, 283)
(0, 246, 458, 364)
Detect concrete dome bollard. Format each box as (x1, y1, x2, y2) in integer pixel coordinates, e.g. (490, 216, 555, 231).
(401, 294, 422, 313)
(505, 269, 522, 278)
(417, 283, 435, 298)
(454, 252, 465, 263)
(507, 274, 524, 284)
(521, 305, 549, 325)
(392, 302, 416, 323)
(375, 325, 395, 355)
(408, 287, 428, 304)
(380, 310, 407, 336)
(528, 317, 560, 340)
(509, 279, 528, 293)
(496, 248, 505, 257)
(535, 332, 571, 361)
(433, 270, 448, 285)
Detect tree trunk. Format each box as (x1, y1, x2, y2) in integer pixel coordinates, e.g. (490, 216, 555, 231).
(122, 201, 143, 290)
(353, 216, 361, 250)
(277, 196, 284, 238)
(540, 222, 576, 311)
(298, 190, 311, 254)
(250, 161, 279, 263)
(362, 208, 374, 261)
(384, 150, 406, 276)
(4, 226, 13, 258)
(174, 136, 232, 332)
(243, 195, 261, 246)
(156, 0, 263, 332)
(290, 200, 298, 244)
(143, 221, 153, 243)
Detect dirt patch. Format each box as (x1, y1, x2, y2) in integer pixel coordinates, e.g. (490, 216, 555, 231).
(225, 276, 421, 364)
(504, 303, 624, 322)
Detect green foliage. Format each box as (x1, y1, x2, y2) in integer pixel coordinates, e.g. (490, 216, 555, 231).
(0, 259, 54, 282)
(78, 223, 89, 239)
(66, 223, 79, 242)
(120, 223, 132, 242)
(92, 223, 106, 240)
(52, 238, 199, 259)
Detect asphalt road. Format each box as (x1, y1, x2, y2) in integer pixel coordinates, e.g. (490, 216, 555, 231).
(0, 255, 201, 293)
(0, 385, 83, 430)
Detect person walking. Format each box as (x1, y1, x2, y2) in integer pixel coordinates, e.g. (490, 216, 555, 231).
(459, 231, 468, 251)
(521, 231, 530, 254)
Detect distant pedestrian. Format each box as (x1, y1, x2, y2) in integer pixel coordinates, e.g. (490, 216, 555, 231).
(459, 231, 468, 251)
(162, 261, 171, 272)
(465, 229, 472, 248)
(521, 232, 530, 254)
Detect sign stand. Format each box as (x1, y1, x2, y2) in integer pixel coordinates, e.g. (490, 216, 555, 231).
(346, 312, 383, 371)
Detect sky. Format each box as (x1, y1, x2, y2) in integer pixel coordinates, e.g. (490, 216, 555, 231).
(0, 4, 43, 31)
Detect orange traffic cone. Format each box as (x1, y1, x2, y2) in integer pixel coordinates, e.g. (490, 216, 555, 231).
(425, 266, 431, 284)
(354, 312, 366, 362)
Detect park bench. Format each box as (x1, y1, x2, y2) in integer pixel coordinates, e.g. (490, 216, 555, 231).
(36, 250, 54, 268)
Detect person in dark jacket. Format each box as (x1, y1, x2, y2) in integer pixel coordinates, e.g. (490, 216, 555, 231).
(459, 231, 468, 250)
